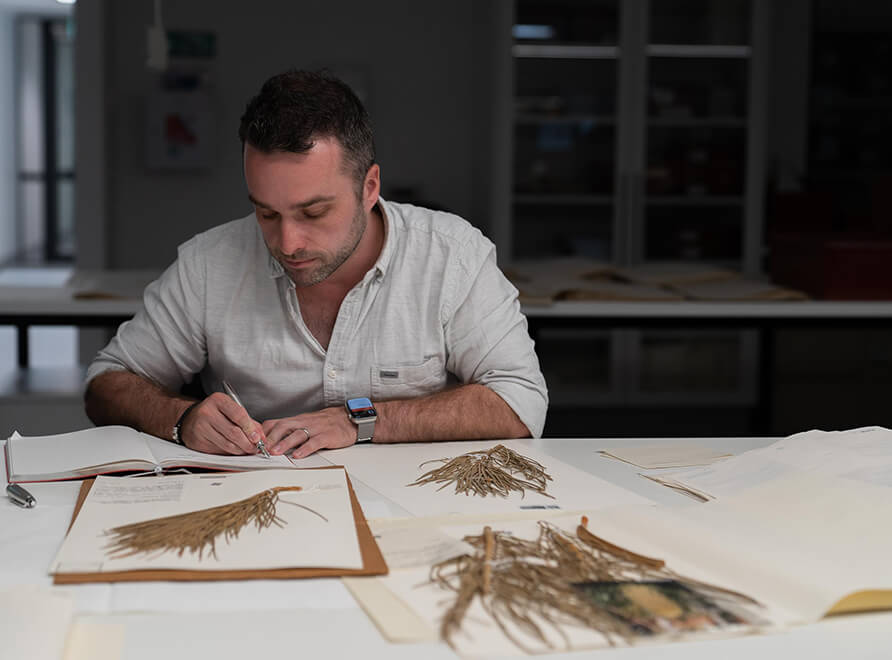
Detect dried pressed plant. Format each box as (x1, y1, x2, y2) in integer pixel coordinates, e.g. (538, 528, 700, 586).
(104, 485, 326, 561)
(430, 517, 760, 653)
(408, 444, 553, 498)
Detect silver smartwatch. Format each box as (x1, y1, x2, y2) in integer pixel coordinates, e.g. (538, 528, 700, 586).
(345, 397, 377, 443)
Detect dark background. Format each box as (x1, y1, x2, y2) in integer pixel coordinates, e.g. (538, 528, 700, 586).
(4, 0, 892, 438)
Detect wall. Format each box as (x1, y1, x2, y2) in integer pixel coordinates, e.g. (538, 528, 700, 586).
(0, 11, 15, 262)
(91, 0, 487, 269)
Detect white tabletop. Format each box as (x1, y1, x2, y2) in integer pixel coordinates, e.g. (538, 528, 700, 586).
(5, 270, 892, 321)
(3, 436, 891, 659)
(522, 300, 892, 319)
(0, 269, 157, 318)
(0, 287, 142, 317)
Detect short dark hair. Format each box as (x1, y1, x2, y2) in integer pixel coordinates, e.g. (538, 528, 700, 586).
(238, 69, 375, 190)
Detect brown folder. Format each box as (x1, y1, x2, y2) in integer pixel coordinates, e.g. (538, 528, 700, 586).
(53, 468, 388, 584)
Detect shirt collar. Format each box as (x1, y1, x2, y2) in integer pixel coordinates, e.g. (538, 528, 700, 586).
(367, 197, 395, 282)
(263, 197, 397, 283)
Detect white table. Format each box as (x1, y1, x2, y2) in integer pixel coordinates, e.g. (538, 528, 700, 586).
(6, 271, 892, 433)
(3, 435, 891, 659)
(0, 271, 148, 368)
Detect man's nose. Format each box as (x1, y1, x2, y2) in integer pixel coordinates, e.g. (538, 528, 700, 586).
(279, 220, 307, 256)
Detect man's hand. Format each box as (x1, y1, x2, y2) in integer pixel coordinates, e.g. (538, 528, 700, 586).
(263, 406, 356, 459)
(181, 393, 267, 455)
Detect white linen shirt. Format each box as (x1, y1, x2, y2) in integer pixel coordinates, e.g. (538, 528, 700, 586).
(86, 200, 548, 437)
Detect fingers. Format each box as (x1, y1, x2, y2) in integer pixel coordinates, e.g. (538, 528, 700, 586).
(291, 435, 327, 460)
(263, 407, 356, 459)
(182, 393, 264, 455)
(264, 419, 311, 455)
(216, 394, 265, 444)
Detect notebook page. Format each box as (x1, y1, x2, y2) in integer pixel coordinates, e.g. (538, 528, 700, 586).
(7, 426, 156, 480)
(143, 432, 331, 470)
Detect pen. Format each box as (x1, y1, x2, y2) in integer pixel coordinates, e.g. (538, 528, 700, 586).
(6, 483, 36, 508)
(222, 379, 271, 459)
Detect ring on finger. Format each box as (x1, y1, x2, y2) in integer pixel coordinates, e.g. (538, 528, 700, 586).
(300, 427, 311, 441)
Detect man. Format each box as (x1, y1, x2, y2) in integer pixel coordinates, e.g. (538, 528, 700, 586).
(85, 69, 547, 459)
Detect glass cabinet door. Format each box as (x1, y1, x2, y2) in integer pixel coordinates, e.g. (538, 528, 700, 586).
(512, 0, 620, 260)
(628, 329, 757, 405)
(534, 328, 624, 406)
(642, 0, 752, 264)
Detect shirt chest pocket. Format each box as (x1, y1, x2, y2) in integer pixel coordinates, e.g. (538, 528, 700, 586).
(371, 355, 447, 401)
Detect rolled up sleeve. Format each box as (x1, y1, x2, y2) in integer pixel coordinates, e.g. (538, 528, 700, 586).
(85, 237, 208, 393)
(444, 245, 548, 437)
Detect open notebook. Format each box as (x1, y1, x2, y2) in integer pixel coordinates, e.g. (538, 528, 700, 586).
(5, 425, 327, 483)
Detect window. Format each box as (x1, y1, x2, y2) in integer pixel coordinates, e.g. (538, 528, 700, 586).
(16, 16, 75, 264)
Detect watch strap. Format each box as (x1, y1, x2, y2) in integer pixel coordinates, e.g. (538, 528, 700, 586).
(172, 402, 200, 445)
(355, 418, 375, 443)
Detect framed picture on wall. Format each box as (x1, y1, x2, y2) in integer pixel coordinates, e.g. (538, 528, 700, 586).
(145, 89, 215, 171)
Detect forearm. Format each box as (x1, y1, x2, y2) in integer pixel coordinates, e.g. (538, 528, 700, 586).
(374, 384, 530, 443)
(84, 370, 196, 442)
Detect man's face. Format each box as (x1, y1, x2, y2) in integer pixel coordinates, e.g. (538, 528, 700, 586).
(244, 139, 375, 288)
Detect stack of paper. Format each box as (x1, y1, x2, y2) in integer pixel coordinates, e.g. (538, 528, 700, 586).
(349, 469, 892, 656)
(645, 426, 892, 501)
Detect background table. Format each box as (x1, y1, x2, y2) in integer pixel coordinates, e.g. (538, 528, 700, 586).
(524, 301, 892, 434)
(2, 435, 890, 659)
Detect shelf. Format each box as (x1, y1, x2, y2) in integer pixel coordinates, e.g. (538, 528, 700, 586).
(515, 114, 616, 125)
(647, 44, 750, 59)
(514, 194, 613, 205)
(513, 44, 619, 59)
(811, 96, 892, 109)
(806, 169, 892, 180)
(645, 196, 744, 206)
(647, 117, 746, 128)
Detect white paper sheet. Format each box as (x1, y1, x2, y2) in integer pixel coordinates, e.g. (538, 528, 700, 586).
(651, 426, 892, 500)
(0, 586, 73, 660)
(321, 440, 652, 518)
(644, 473, 892, 622)
(50, 469, 362, 573)
(369, 521, 473, 569)
(143, 433, 332, 470)
(374, 514, 775, 657)
(599, 444, 732, 468)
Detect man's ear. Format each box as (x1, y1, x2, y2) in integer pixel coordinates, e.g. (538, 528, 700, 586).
(363, 163, 381, 210)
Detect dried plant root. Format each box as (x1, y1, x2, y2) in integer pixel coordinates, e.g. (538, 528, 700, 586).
(576, 516, 665, 570)
(104, 485, 307, 560)
(430, 517, 760, 652)
(408, 444, 553, 498)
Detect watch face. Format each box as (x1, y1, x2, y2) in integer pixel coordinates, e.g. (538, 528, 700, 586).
(346, 397, 377, 418)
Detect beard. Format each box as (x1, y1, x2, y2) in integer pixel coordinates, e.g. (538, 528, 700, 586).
(276, 201, 367, 288)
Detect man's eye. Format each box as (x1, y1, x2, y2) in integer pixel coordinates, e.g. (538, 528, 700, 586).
(260, 212, 278, 221)
(304, 209, 327, 220)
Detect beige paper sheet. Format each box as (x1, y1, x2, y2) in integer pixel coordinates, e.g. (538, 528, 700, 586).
(322, 440, 653, 519)
(51, 469, 362, 574)
(599, 444, 732, 469)
(64, 621, 125, 660)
